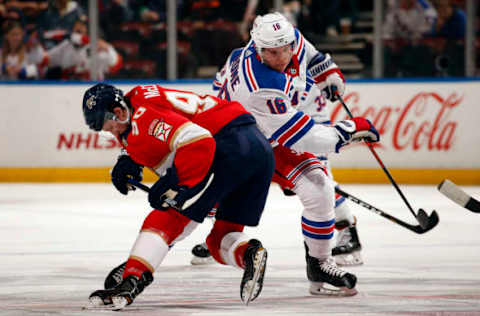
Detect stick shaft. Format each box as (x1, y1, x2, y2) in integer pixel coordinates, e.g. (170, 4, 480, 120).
(336, 94, 417, 218)
(127, 178, 150, 192)
(335, 187, 427, 233)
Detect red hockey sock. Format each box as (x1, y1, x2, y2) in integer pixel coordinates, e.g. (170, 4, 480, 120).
(206, 219, 244, 265)
(123, 257, 151, 279)
(233, 242, 250, 269)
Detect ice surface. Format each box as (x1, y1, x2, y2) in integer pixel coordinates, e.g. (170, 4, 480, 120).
(1, 183, 480, 315)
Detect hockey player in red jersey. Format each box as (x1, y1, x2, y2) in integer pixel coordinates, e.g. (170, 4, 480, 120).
(82, 83, 274, 309)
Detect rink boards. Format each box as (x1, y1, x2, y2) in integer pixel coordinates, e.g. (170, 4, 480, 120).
(1, 79, 479, 184)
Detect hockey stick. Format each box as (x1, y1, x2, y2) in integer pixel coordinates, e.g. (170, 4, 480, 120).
(334, 91, 439, 229)
(127, 177, 214, 210)
(438, 179, 480, 213)
(127, 178, 150, 192)
(335, 187, 437, 234)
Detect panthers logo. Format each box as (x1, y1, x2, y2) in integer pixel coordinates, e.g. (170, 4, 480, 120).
(86, 95, 96, 109)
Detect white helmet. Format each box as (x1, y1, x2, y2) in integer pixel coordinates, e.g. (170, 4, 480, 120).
(250, 12, 296, 49)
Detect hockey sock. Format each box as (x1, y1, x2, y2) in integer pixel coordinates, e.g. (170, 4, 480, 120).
(334, 190, 355, 227)
(206, 219, 245, 266)
(295, 169, 336, 260)
(221, 232, 250, 268)
(124, 209, 192, 277)
(123, 257, 152, 279)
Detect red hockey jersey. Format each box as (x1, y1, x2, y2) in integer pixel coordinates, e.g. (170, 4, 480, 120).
(120, 85, 249, 188)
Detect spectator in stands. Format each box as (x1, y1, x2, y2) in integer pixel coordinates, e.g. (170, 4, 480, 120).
(383, 0, 437, 40)
(4, 0, 48, 30)
(129, 0, 170, 22)
(0, 4, 26, 32)
(45, 18, 122, 80)
(432, 0, 466, 39)
(217, 0, 267, 42)
(0, 20, 47, 80)
(426, 0, 466, 76)
(301, 0, 358, 38)
(38, 0, 85, 47)
(383, 0, 438, 77)
(99, 0, 133, 38)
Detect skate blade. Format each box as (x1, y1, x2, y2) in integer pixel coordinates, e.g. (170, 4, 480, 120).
(112, 296, 129, 310)
(190, 256, 215, 265)
(309, 282, 358, 297)
(242, 248, 267, 306)
(83, 297, 116, 311)
(334, 251, 363, 266)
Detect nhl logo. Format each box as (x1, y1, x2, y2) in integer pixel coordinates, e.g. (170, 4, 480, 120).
(86, 95, 96, 109)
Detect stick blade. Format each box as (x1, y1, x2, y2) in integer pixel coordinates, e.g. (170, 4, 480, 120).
(416, 209, 439, 230)
(438, 179, 480, 213)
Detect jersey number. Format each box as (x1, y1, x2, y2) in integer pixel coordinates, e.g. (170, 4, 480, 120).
(217, 79, 231, 101)
(131, 106, 147, 136)
(266, 97, 287, 114)
(164, 91, 218, 114)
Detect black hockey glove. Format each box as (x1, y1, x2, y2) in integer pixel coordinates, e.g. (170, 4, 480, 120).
(111, 154, 144, 195)
(148, 167, 191, 210)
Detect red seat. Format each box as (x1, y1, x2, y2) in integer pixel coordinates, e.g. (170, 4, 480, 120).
(123, 60, 156, 77)
(111, 40, 140, 58)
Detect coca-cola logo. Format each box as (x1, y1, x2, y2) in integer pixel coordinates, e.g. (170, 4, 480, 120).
(331, 92, 462, 151)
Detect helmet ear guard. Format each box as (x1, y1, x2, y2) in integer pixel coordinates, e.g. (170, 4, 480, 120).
(82, 83, 127, 131)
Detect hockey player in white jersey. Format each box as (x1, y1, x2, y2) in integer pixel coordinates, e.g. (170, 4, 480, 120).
(294, 84, 363, 267)
(208, 12, 378, 295)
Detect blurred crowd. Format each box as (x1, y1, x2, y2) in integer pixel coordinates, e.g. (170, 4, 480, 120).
(383, 0, 469, 77)
(0, 0, 476, 81)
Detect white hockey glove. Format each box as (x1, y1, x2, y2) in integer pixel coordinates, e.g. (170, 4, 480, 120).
(309, 53, 345, 101)
(333, 117, 380, 152)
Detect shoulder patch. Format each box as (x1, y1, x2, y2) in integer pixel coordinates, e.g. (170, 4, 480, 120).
(148, 119, 172, 142)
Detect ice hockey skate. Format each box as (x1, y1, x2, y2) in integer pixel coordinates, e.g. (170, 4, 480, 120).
(104, 261, 127, 289)
(88, 271, 153, 310)
(240, 239, 268, 305)
(332, 219, 363, 266)
(190, 243, 215, 265)
(305, 243, 357, 296)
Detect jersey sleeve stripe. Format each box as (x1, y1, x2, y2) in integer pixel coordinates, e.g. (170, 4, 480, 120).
(169, 121, 211, 152)
(245, 57, 259, 91)
(242, 55, 254, 92)
(294, 31, 306, 63)
(283, 75, 293, 94)
(284, 118, 314, 148)
(298, 45, 306, 64)
(176, 134, 212, 150)
(213, 79, 222, 88)
(270, 111, 304, 140)
(269, 112, 315, 148)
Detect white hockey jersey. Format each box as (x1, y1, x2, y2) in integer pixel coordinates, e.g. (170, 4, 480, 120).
(213, 29, 340, 155)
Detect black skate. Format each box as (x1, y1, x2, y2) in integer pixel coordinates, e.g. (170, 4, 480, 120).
(240, 239, 268, 305)
(191, 243, 215, 265)
(332, 219, 363, 266)
(88, 271, 153, 310)
(305, 243, 357, 296)
(104, 261, 127, 289)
